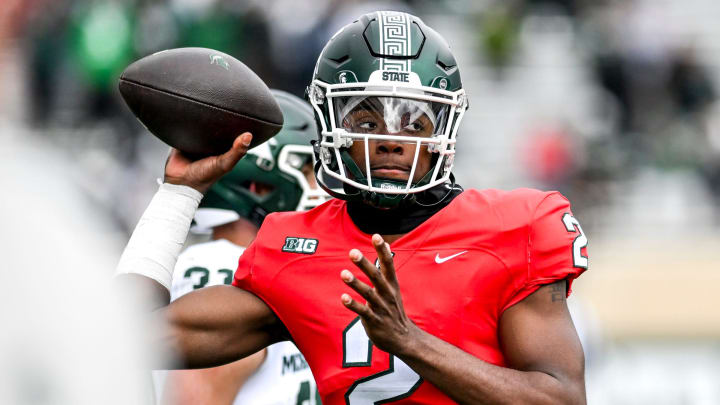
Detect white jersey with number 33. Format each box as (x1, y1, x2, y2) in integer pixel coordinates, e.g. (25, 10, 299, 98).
(170, 239, 244, 299)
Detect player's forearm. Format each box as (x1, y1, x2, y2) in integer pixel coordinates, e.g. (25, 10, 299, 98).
(397, 328, 585, 405)
(159, 285, 287, 370)
(115, 181, 202, 315)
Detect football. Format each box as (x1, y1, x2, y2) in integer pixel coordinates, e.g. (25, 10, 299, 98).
(118, 48, 283, 157)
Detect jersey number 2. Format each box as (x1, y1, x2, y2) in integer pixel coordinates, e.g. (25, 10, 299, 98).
(562, 213, 588, 268)
(342, 317, 422, 405)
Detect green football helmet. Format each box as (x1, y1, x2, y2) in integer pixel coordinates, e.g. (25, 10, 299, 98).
(307, 11, 468, 208)
(192, 90, 330, 233)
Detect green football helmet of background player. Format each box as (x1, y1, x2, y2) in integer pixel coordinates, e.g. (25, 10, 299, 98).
(192, 90, 329, 233)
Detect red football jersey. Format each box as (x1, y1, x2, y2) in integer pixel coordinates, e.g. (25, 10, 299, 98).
(233, 188, 587, 404)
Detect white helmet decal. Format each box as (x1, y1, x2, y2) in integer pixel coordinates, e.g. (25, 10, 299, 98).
(247, 138, 277, 171)
(377, 11, 412, 72)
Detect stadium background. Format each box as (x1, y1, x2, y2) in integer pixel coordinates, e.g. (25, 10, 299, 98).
(1, 0, 719, 403)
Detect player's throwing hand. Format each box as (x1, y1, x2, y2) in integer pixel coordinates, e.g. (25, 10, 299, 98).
(165, 132, 252, 194)
(341, 234, 421, 356)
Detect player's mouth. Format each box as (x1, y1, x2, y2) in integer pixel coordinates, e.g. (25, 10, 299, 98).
(370, 164, 411, 180)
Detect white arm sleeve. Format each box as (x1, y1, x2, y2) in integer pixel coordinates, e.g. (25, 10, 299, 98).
(116, 183, 203, 290)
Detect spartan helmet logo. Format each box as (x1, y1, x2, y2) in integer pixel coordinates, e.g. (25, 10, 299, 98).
(209, 54, 230, 70)
(339, 72, 348, 83)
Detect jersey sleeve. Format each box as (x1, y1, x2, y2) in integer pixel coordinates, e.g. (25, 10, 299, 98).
(232, 238, 257, 291)
(503, 192, 588, 311)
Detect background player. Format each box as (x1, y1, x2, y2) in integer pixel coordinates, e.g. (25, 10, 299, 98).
(117, 11, 587, 404)
(157, 90, 326, 405)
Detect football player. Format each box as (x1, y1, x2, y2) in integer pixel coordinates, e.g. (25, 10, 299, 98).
(156, 90, 325, 405)
(118, 11, 588, 404)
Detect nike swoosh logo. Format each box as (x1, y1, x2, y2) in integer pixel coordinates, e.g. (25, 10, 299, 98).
(435, 251, 468, 264)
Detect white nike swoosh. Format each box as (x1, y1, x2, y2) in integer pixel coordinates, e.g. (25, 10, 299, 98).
(435, 251, 468, 264)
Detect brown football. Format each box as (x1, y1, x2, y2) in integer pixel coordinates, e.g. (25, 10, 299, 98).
(119, 48, 283, 157)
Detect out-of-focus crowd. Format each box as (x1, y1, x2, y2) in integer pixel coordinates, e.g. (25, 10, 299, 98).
(462, 0, 720, 234)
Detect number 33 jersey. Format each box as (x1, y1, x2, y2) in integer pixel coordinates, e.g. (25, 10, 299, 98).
(233, 188, 588, 404)
(170, 239, 243, 299)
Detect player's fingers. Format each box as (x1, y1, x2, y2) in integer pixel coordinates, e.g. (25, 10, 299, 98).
(349, 249, 385, 287)
(341, 270, 386, 310)
(349, 248, 395, 299)
(218, 133, 252, 172)
(341, 293, 374, 319)
(371, 234, 399, 287)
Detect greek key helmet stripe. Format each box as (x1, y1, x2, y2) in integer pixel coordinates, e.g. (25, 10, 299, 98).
(377, 11, 411, 72)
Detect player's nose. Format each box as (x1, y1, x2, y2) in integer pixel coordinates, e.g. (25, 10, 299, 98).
(375, 138, 405, 155)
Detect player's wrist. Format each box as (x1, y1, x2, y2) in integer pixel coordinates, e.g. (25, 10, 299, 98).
(164, 178, 209, 194)
(115, 182, 202, 290)
(164, 158, 230, 195)
(164, 166, 214, 195)
(391, 322, 427, 360)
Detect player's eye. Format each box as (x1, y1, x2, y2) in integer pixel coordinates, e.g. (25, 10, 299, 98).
(345, 110, 382, 134)
(402, 121, 431, 137)
(403, 121, 424, 132)
(358, 121, 378, 132)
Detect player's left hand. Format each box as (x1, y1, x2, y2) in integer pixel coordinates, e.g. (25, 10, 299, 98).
(341, 234, 421, 356)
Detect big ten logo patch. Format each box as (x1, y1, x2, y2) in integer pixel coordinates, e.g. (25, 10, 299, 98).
(282, 237, 319, 254)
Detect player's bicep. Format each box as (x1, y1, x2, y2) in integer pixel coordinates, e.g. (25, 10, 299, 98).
(499, 280, 584, 385)
(160, 285, 286, 369)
